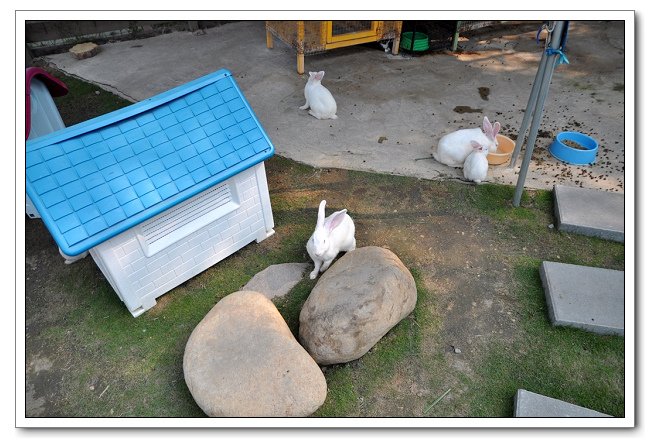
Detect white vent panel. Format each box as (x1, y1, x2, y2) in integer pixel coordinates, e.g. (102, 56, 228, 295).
(137, 182, 239, 257)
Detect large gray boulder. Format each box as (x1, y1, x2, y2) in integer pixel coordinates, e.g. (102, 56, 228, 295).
(299, 246, 417, 365)
(183, 291, 327, 417)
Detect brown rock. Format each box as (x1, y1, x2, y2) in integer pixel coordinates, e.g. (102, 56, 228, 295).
(183, 290, 327, 417)
(299, 246, 417, 365)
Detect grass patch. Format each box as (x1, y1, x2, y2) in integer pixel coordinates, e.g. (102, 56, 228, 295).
(46, 67, 133, 127)
(275, 278, 314, 336)
(466, 257, 624, 417)
(45, 249, 277, 416)
(315, 365, 359, 416)
(465, 183, 533, 219)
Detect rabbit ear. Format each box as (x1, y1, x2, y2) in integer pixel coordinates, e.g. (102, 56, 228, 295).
(315, 71, 325, 81)
(317, 200, 327, 227)
(309, 71, 316, 77)
(325, 209, 347, 233)
(483, 116, 492, 135)
(492, 122, 501, 138)
(471, 140, 483, 150)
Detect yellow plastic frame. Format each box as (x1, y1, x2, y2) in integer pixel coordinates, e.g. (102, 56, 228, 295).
(324, 21, 381, 49)
(265, 20, 402, 74)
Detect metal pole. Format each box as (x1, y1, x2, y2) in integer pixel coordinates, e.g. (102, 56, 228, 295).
(512, 58, 556, 205)
(512, 21, 567, 207)
(509, 49, 549, 168)
(452, 21, 461, 51)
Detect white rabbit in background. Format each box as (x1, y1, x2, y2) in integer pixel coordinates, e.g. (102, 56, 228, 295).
(434, 116, 501, 167)
(299, 71, 338, 120)
(306, 200, 356, 279)
(379, 40, 392, 52)
(463, 141, 490, 183)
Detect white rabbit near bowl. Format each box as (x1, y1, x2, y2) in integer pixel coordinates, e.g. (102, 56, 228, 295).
(463, 141, 490, 183)
(299, 71, 338, 120)
(434, 116, 501, 167)
(306, 200, 356, 279)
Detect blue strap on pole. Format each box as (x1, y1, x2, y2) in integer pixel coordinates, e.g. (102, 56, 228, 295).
(536, 25, 543, 44)
(546, 21, 570, 66)
(546, 48, 569, 65)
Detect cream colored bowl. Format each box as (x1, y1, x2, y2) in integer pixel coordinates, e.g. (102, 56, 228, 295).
(487, 134, 515, 166)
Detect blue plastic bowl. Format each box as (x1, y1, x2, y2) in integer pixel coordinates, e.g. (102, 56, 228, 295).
(549, 131, 599, 165)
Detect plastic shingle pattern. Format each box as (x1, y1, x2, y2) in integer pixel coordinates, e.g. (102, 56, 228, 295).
(26, 69, 273, 256)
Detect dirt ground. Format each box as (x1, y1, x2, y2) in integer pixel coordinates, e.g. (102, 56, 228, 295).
(25, 178, 491, 418)
(23, 162, 517, 418)
(26, 153, 626, 418)
(266, 165, 524, 416)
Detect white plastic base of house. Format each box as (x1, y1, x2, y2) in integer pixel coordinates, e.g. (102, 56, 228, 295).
(86, 162, 275, 317)
(26, 195, 41, 219)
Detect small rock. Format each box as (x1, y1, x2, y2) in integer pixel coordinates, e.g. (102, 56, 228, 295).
(242, 263, 310, 301)
(548, 223, 555, 229)
(69, 42, 100, 59)
(453, 347, 462, 354)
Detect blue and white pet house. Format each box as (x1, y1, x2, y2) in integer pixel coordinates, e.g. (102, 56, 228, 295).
(26, 69, 275, 317)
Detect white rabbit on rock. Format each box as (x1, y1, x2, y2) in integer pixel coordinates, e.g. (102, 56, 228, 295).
(463, 141, 490, 183)
(306, 200, 356, 279)
(434, 116, 500, 167)
(299, 71, 338, 120)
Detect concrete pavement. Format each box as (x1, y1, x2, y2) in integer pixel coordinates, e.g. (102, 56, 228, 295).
(42, 20, 625, 193)
(540, 261, 624, 336)
(514, 389, 612, 417)
(554, 184, 624, 242)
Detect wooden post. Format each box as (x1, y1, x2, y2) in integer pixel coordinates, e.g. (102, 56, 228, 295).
(297, 21, 305, 74)
(265, 21, 274, 49)
(297, 53, 305, 75)
(392, 21, 403, 55)
(320, 21, 328, 46)
(376, 21, 384, 38)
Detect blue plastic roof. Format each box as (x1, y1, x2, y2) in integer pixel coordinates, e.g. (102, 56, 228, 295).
(26, 69, 274, 256)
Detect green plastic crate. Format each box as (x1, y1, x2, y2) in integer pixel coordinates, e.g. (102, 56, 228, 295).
(400, 31, 429, 51)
